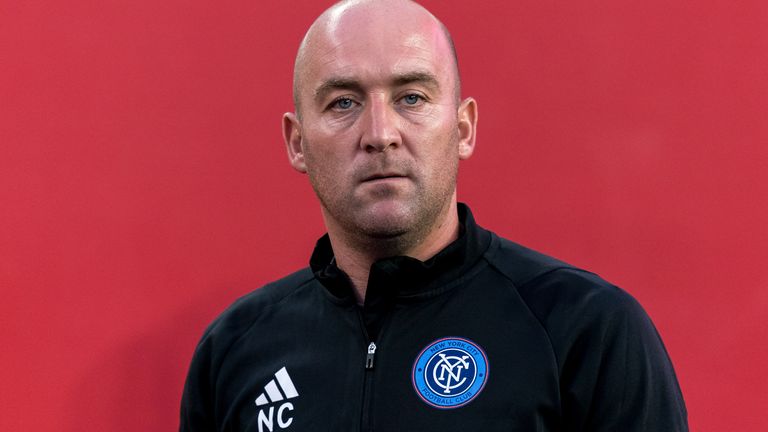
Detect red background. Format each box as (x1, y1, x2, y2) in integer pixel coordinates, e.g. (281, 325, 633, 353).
(2, 0, 767, 430)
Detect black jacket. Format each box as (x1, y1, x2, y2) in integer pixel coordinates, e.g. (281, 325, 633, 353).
(180, 205, 687, 431)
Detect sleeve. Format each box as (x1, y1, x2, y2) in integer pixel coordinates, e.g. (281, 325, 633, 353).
(558, 289, 689, 431)
(179, 331, 217, 432)
(517, 269, 688, 431)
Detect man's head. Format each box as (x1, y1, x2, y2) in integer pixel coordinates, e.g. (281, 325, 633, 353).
(283, 0, 477, 254)
(291, 2, 462, 116)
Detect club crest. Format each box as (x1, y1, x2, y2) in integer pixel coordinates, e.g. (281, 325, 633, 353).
(412, 337, 489, 409)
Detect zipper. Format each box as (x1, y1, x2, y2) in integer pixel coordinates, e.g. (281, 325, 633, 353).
(365, 342, 377, 369)
(357, 308, 377, 432)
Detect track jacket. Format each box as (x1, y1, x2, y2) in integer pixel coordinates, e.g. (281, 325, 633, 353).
(180, 204, 688, 431)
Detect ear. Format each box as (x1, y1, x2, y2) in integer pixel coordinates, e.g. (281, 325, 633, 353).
(282, 112, 307, 173)
(456, 97, 478, 160)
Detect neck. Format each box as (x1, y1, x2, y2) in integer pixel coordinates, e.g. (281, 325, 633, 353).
(325, 200, 461, 304)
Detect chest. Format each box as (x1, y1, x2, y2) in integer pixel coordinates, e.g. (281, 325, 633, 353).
(215, 283, 561, 431)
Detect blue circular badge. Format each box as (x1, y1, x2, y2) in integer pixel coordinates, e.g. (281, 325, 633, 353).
(412, 337, 489, 409)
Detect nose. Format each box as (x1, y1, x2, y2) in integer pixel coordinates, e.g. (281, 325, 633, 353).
(359, 94, 401, 153)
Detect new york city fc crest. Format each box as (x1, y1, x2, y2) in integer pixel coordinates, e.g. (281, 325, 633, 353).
(412, 337, 489, 409)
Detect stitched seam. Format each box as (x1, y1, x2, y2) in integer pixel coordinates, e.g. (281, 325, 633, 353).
(216, 274, 316, 367)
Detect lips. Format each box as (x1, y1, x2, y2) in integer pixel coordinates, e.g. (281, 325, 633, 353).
(362, 172, 407, 182)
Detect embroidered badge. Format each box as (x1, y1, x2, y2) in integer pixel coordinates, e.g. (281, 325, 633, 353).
(412, 337, 489, 409)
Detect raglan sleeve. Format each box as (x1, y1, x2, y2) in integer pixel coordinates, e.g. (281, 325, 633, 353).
(517, 267, 688, 431)
(555, 275, 689, 431)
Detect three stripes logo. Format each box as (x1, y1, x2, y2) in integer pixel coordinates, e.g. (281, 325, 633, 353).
(255, 367, 299, 432)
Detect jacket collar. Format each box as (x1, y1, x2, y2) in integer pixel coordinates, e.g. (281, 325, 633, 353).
(309, 203, 491, 305)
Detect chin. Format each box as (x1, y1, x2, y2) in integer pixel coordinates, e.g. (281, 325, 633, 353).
(357, 213, 413, 239)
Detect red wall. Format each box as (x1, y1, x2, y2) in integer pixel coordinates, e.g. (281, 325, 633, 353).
(2, 1, 766, 430)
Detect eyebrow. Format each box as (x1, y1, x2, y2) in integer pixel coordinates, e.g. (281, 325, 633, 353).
(392, 71, 440, 91)
(313, 71, 441, 103)
(314, 77, 364, 103)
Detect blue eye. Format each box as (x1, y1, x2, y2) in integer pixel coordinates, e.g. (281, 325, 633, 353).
(403, 94, 422, 105)
(333, 98, 354, 110)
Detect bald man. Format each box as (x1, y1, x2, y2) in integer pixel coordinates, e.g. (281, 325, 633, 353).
(180, 1, 688, 431)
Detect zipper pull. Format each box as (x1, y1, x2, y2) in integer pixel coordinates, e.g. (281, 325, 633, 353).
(365, 342, 377, 370)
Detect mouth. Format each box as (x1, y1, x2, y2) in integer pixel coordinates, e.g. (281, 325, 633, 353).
(361, 172, 408, 183)
(362, 173, 407, 183)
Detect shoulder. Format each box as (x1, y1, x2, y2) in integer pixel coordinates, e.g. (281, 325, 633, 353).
(483, 233, 646, 331)
(484, 235, 576, 285)
(197, 267, 316, 354)
(180, 269, 317, 429)
(480, 231, 687, 429)
(483, 232, 665, 370)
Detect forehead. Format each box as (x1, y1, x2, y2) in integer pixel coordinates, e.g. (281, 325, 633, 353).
(300, 4, 454, 92)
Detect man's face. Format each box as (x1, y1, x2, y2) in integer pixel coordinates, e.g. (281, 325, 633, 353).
(285, 2, 475, 245)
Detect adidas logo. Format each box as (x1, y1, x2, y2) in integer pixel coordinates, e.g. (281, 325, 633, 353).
(255, 367, 299, 432)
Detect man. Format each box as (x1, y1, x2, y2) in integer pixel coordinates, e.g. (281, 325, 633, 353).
(180, 0, 688, 430)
